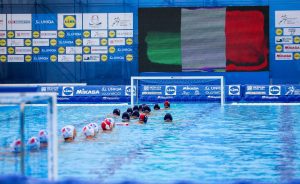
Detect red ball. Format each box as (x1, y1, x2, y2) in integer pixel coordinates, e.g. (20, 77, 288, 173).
(101, 120, 112, 131)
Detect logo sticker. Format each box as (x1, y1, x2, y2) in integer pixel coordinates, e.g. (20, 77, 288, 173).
(62, 87, 74, 96)
(63, 15, 76, 28)
(125, 86, 136, 96)
(165, 86, 176, 96)
(269, 85, 281, 96)
(228, 85, 240, 96)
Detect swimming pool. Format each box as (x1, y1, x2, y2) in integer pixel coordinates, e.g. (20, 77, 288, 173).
(0, 103, 300, 183)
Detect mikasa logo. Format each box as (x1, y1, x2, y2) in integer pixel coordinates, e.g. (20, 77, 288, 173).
(76, 89, 100, 95)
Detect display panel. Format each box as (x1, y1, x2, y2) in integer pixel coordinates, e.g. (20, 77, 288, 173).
(139, 7, 269, 72)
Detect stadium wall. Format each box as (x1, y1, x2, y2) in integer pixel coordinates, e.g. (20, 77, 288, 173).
(0, 0, 299, 85)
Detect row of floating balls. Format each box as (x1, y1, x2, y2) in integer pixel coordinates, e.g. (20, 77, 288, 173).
(10, 118, 115, 152)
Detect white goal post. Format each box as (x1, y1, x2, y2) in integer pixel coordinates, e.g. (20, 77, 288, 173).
(0, 92, 58, 181)
(130, 76, 225, 106)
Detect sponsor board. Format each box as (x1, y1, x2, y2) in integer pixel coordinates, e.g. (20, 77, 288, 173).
(83, 54, 100, 62)
(101, 55, 108, 62)
(58, 47, 65, 54)
(91, 30, 107, 38)
(58, 14, 82, 30)
(40, 31, 57, 38)
(294, 53, 300, 60)
(32, 14, 57, 30)
(25, 55, 32, 62)
(0, 14, 6, 30)
(228, 85, 240, 96)
(180, 86, 200, 96)
(62, 87, 74, 96)
(58, 55, 74, 62)
(32, 39, 49, 46)
(204, 86, 221, 95)
(32, 55, 50, 62)
(109, 30, 115, 37)
(7, 14, 32, 30)
(7, 39, 24, 46)
(24, 55, 31, 62)
(58, 39, 75, 46)
(275, 11, 300, 28)
(245, 85, 267, 95)
(65, 47, 82, 54)
(142, 91, 163, 95)
(33, 31, 39, 38)
(284, 44, 300, 52)
(101, 38, 107, 45)
(269, 85, 281, 96)
(275, 36, 293, 44)
(108, 13, 133, 29)
(39, 86, 59, 93)
(75, 88, 100, 95)
(15, 47, 32, 54)
(109, 46, 115, 54)
(276, 45, 283, 52)
(91, 46, 108, 54)
(0, 39, 6, 46)
(275, 53, 293, 60)
(141, 85, 163, 95)
(108, 38, 125, 46)
(7, 31, 14, 38)
(117, 47, 133, 52)
(83, 13, 107, 30)
(40, 47, 57, 54)
(116, 30, 133, 37)
(0, 31, 6, 38)
(0, 47, 6, 54)
(83, 31, 90, 38)
(294, 36, 300, 44)
(109, 55, 124, 61)
(143, 85, 162, 91)
(14, 31, 32, 38)
(7, 47, 14, 54)
(101, 86, 123, 96)
(284, 85, 300, 95)
(83, 38, 100, 46)
(7, 55, 24, 62)
(125, 85, 136, 96)
(0, 55, 6, 62)
(65, 30, 82, 38)
(126, 54, 133, 62)
(283, 28, 300, 35)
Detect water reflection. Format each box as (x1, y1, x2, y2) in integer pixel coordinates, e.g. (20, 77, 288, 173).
(278, 106, 296, 182)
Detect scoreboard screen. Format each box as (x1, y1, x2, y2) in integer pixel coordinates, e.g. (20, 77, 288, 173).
(139, 7, 269, 72)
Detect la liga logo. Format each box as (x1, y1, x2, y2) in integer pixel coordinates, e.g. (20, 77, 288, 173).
(63, 15, 76, 28)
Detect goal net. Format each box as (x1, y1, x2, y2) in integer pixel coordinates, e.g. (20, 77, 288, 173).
(130, 76, 225, 106)
(0, 93, 57, 180)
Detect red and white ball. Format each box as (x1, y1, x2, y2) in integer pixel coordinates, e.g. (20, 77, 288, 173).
(101, 119, 114, 131)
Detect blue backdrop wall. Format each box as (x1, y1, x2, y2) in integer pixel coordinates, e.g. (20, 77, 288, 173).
(0, 0, 299, 85)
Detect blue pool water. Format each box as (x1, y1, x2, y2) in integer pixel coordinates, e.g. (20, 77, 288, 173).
(0, 103, 300, 183)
